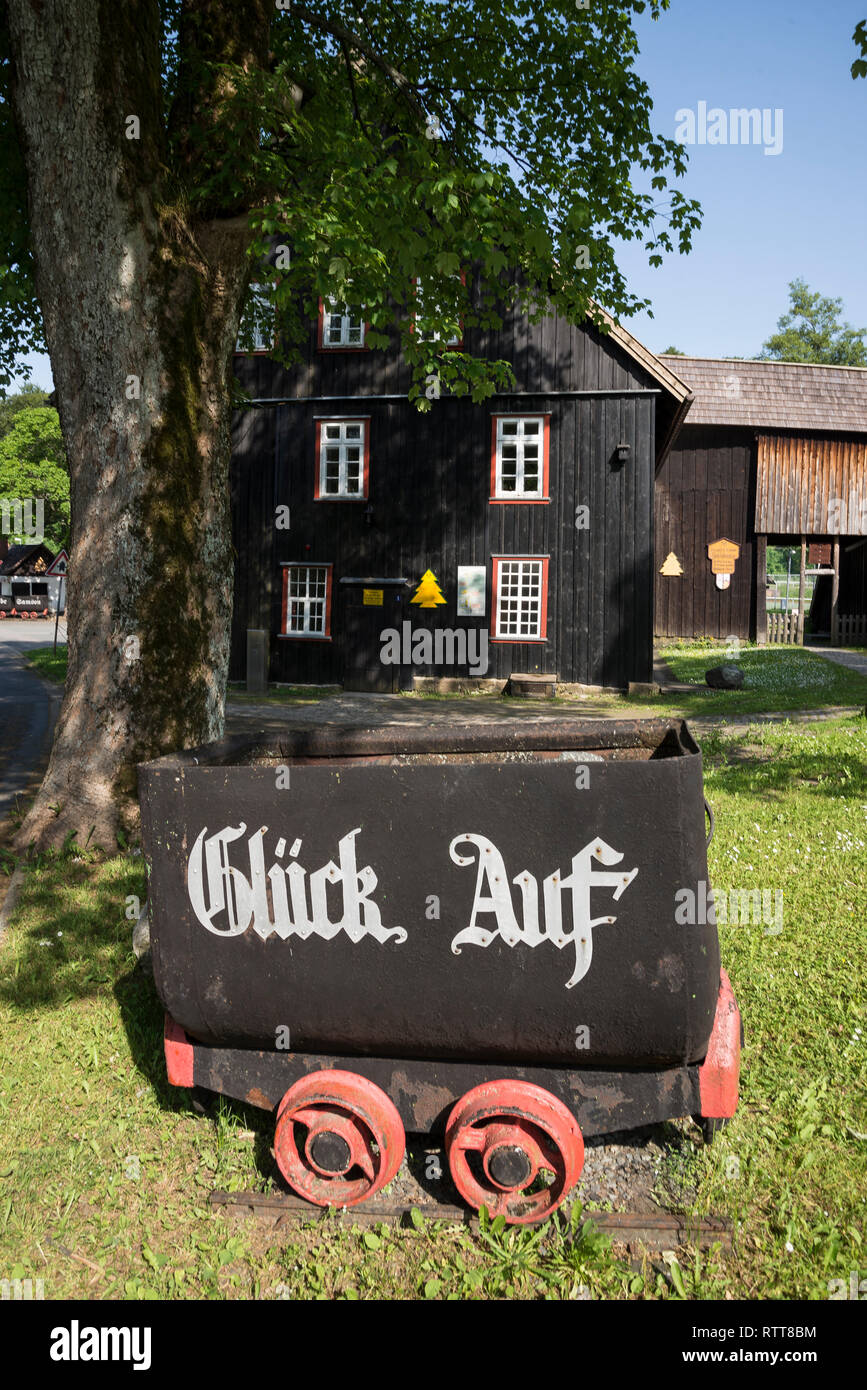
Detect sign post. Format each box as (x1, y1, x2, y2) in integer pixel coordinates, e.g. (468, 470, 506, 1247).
(46, 549, 69, 654)
(53, 575, 63, 654)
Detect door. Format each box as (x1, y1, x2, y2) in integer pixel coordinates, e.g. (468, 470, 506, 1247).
(342, 582, 408, 692)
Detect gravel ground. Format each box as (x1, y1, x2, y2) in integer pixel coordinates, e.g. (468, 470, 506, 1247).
(381, 1122, 684, 1220)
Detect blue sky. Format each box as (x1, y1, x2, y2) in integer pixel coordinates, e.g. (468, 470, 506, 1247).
(617, 0, 867, 356)
(12, 0, 867, 387)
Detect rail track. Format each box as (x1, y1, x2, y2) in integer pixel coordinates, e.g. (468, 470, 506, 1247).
(210, 1188, 732, 1250)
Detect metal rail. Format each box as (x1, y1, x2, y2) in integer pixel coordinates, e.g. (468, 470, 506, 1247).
(210, 1189, 732, 1248)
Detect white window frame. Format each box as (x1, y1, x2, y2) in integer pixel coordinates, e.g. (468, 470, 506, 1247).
(412, 277, 461, 346)
(235, 282, 273, 352)
(316, 419, 368, 500)
(282, 563, 331, 638)
(492, 557, 548, 641)
(321, 297, 366, 348)
(493, 416, 547, 500)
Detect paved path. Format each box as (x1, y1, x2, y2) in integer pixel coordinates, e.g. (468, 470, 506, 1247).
(804, 643, 867, 678)
(0, 621, 62, 827)
(224, 692, 863, 741)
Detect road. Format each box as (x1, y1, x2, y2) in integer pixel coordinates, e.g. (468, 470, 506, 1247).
(0, 619, 63, 829)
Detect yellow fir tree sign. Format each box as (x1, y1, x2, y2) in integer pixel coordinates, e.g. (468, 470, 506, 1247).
(660, 551, 684, 577)
(411, 569, 447, 607)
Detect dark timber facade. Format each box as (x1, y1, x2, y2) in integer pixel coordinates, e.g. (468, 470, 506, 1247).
(655, 357, 867, 645)
(230, 282, 690, 690)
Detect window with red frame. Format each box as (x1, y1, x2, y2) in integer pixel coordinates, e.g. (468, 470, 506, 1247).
(314, 419, 370, 500)
(281, 563, 332, 638)
(490, 416, 550, 501)
(491, 557, 549, 641)
(319, 297, 366, 348)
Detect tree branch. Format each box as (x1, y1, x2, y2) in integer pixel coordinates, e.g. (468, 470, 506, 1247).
(288, 4, 428, 124)
(340, 39, 370, 140)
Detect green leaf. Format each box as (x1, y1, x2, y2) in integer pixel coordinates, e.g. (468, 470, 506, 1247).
(363, 1232, 382, 1251)
(424, 1277, 443, 1299)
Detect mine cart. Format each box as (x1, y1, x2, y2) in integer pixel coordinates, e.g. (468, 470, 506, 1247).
(139, 719, 741, 1224)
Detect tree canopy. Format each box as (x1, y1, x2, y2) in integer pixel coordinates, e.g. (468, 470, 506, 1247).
(760, 279, 867, 367)
(2, 1, 701, 406)
(0, 382, 49, 435)
(852, 18, 867, 77)
(0, 405, 69, 549)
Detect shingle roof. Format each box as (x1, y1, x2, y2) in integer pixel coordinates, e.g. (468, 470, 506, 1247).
(658, 355, 867, 433)
(0, 543, 51, 575)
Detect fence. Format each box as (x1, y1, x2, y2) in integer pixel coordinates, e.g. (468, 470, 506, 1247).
(767, 610, 800, 645)
(835, 614, 867, 646)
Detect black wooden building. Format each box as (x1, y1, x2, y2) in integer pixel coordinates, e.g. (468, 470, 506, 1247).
(654, 357, 867, 644)
(229, 283, 690, 690)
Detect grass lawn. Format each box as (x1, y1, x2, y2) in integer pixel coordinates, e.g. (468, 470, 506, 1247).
(22, 645, 68, 686)
(0, 715, 864, 1299)
(644, 640, 867, 717)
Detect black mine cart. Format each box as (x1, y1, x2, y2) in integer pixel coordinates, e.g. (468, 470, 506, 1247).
(139, 720, 742, 1224)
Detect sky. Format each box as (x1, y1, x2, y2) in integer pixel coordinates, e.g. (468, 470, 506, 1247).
(11, 0, 867, 388)
(616, 0, 867, 357)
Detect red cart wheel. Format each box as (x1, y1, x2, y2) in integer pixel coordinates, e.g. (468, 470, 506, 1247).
(274, 1070, 405, 1208)
(446, 1080, 584, 1225)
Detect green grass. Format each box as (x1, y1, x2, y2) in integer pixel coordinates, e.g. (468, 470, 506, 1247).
(0, 716, 865, 1299)
(650, 639, 867, 715)
(226, 682, 339, 706)
(22, 645, 67, 685)
(673, 715, 867, 1298)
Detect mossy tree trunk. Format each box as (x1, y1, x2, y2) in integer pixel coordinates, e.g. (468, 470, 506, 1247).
(5, 0, 271, 850)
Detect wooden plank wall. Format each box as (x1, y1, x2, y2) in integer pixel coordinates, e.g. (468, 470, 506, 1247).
(243, 392, 655, 689)
(229, 277, 662, 688)
(654, 425, 757, 640)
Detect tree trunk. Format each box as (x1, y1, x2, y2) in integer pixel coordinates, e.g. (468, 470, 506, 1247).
(5, 0, 262, 850)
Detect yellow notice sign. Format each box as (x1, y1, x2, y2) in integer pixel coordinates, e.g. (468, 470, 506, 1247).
(363, 588, 384, 606)
(707, 538, 740, 575)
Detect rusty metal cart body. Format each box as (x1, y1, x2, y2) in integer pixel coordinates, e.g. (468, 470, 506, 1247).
(139, 720, 741, 1223)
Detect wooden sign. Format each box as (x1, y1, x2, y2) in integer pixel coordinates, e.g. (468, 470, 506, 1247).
(707, 538, 740, 575)
(808, 543, 831, 566)
(659, 552, 683, 577)
(362, 588, 383, 606)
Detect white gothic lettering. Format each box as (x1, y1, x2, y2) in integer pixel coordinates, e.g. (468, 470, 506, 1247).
(448, 833, 638, 988)
(187, 824, 407, 945)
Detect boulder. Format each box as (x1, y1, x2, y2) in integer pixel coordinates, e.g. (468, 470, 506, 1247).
(705, 664, 744, 690)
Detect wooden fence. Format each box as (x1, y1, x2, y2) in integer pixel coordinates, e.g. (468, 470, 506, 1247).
(835, 614, 867, 646)
(767, 610, 800, 645)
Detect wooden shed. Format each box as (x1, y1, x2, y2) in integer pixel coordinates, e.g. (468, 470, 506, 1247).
(655, 357, 867, 644)
(229, 281, 690, 690)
